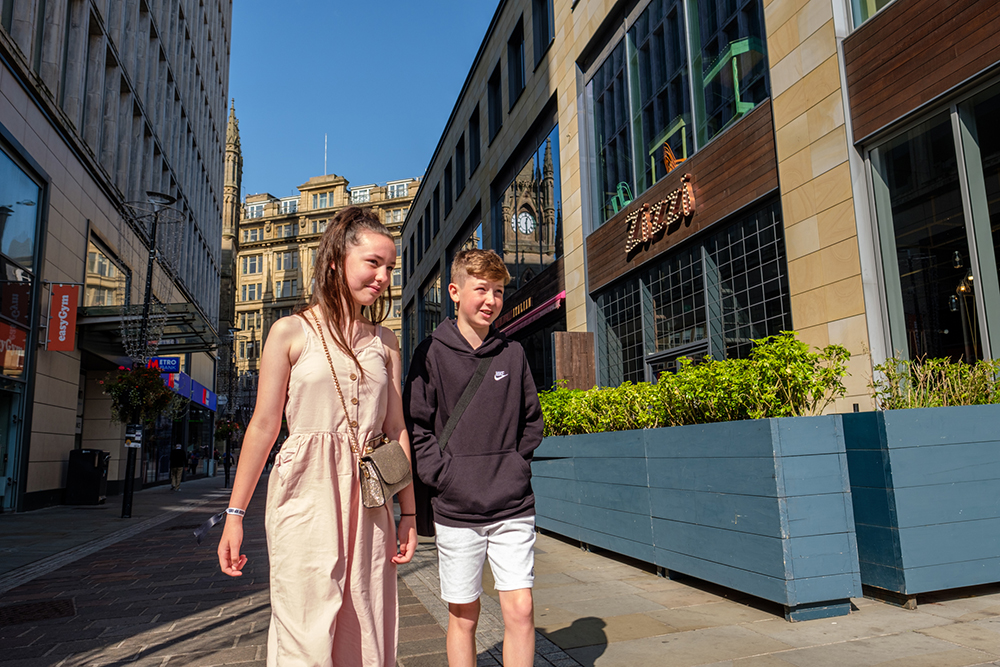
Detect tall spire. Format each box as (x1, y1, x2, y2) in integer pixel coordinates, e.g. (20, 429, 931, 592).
(227, 99, 241, 149)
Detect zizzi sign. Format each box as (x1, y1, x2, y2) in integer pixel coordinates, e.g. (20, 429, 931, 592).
(46, 284, 80, 351)
(624, 174, 696, 253)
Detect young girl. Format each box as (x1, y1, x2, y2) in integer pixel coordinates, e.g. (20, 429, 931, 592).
(217, 206, 418, 667)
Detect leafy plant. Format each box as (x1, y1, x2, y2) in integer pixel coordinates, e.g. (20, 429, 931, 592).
(538, 332, 850, 436)
(101, 365, 175, 424)
(870, 355, 1000, 410)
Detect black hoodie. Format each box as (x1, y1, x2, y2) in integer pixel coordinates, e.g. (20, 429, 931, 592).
(403, 319, 544, 527)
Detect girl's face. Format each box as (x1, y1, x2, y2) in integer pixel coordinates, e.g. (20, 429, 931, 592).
(334, 230, 397, 310)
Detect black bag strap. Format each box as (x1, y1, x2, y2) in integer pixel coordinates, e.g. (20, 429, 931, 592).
(438, 355, 493, 451)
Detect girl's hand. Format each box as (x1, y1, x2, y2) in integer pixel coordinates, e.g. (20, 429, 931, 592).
(392, 515, 418, 564)
(218, 517, 248, 576)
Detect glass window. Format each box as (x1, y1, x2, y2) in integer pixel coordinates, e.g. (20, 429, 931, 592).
(456, 135, 466, 195)
(0, 148, 40, 271)
(873, 113, 982, 362)
(246, 203, 264, 219)
(488, 63, 503, 141)
(597, 276, 645, 386)
(851, 0, 893, 27)
(243, 228, 261, 242)
(387, 182, 408, 199)
(351, 188, 371, 204)
(497, 125, 562, 290)
(508, 18, 525, 109)
(318, 192, 328, 209)
(628, 0, 693, 194)
(687, 0, 768, 145)
(969, 86, 1000, 322)
(444, 163, 453, 217)
(589, 40, 633, 227)
(433, 188, 441, 237)
(280, 199, 298, 214)
(276, 251, 298, 271)
(242, 254, 262, 274)
(393, 268, 402, 287)
(84, 240, 125, 308)
(420, 273, 442, 341)
(532, 0, 554, 67)
(470, 105, 482, 172)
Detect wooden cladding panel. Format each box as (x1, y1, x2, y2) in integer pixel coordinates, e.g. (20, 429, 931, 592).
(586, 101, 778, 293)
(844, 0, 1000, 143)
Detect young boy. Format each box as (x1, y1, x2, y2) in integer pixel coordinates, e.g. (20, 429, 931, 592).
(404, 249, 544, 667)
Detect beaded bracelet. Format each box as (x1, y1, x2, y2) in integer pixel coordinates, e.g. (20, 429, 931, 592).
(226, 507, 246, 517)
(399, 513, 416, 517)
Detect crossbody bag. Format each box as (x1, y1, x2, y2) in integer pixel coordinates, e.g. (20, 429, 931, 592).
(413, 354, 494, 536)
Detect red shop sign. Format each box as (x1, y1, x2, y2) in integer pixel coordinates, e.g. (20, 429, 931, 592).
(46, 284, 80, 351)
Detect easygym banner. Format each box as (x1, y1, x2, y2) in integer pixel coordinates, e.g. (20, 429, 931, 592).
(47, 284, 80, 351)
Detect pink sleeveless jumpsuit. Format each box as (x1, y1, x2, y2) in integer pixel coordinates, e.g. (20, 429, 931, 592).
(265, 317, 397, 666)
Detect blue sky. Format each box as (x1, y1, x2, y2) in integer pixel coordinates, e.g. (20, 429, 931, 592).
(228, 1, 499, 200)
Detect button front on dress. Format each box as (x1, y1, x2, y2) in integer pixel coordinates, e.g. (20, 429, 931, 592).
(351, 397, 358, 405)
(350, 373, 357, 381)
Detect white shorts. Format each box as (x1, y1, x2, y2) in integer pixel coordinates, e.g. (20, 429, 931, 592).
(434, 516, 535, 604)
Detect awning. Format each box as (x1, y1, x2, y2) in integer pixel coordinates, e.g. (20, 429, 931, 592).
(77, 302, 219, 360)
(501, 290, 566, 336)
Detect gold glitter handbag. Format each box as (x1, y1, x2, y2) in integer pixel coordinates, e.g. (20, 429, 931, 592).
(311, 311, 412, 508)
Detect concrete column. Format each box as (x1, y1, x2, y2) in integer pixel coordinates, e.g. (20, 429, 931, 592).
(9, 0, 36, 58)
(99, 63, 120, 175)
(115, 91, 132, 194)
(60, 0, 88, 126)
(82, 32, 107, 154)
(38, 0, 67, 93)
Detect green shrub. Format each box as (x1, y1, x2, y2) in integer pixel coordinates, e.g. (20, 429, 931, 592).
(538, 332, 850, 436)
(870, 356, 1000, 410)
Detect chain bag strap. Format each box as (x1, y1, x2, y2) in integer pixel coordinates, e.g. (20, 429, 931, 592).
(310, 310, 412, 508)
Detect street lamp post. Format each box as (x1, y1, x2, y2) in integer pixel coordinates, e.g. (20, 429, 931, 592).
(224, 327, 239, 488)
(122, 190, 176, 519)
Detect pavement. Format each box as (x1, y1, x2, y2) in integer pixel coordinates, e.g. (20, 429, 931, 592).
(4, 477, 1000, 666)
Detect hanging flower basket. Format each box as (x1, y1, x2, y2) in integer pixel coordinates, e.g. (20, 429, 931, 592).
(100, 365, 174, 424)
(214, 418, 241, 441)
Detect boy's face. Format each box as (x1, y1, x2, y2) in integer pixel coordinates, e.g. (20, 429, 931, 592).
(449, 274, 505, 331)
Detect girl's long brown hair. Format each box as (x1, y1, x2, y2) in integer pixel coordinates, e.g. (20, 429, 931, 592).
(298, 206, 393, 374)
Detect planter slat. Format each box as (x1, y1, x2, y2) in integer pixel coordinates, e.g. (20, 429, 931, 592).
(650, 488, 782, 536)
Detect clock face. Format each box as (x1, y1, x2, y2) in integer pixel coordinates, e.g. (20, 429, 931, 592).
(510, 211, 535, 234)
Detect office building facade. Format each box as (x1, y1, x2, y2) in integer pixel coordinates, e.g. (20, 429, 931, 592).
(1, 0, 232, 510)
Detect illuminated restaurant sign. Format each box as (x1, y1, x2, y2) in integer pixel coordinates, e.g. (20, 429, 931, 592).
(625, 174, 696, 253)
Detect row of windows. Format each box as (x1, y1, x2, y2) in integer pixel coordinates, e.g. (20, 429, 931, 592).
(588, 0, 769, 227)
(403, 0, 553, 284)
(240, 250, 302, 274)
(241, 220, 329, 243)
(239, 279, 298, 301)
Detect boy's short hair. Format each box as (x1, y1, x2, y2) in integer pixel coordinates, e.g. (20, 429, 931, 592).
(451, 249, 510, 286)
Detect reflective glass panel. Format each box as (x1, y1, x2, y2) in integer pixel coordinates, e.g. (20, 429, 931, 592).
(590, 40, 634, 226)
(0, 147, 40, 270)
(873, 113, 982, 361)
(628, 0, 693, 194)
(498, 126, 562, 289)
(687, 0, 768, 146)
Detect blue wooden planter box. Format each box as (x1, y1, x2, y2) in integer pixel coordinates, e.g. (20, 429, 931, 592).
(532, 415, 862, 621)
(843, 405, 1000, 605)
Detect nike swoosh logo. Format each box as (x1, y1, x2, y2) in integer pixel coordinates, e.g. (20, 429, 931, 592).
(494, 371, 508, 381)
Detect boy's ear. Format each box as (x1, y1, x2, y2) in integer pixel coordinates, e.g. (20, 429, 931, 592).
(448, 283, 461, 304)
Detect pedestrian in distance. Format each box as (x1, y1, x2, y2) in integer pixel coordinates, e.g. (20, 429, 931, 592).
(187, 450, 198, 475)
(169, 444, 186, 491)
(404, 249, 544, 667)
(217, 206, 418, 667)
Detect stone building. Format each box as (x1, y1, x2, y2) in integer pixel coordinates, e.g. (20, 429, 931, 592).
(0, 0, 232, 510)
(231, 169, 418, 419)
(402, 0, 1000, 412)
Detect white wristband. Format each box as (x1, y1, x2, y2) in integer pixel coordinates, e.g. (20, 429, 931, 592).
(226, 507, 245, 517)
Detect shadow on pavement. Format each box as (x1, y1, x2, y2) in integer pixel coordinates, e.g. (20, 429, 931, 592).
(541, 616, 607, 664)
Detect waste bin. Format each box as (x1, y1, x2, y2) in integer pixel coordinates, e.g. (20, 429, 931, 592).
(66, 449, 109, 505)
